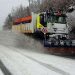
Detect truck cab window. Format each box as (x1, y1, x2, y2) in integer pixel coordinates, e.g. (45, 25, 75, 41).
(40, 14, 47, 27)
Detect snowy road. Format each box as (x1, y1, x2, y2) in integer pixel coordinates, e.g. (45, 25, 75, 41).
(0, 60, 11, 75)
(0, 31, 75, 75)
(0, 45, 75, 75)
(0, 69, 4, 75)
(0, 45, 65, 75)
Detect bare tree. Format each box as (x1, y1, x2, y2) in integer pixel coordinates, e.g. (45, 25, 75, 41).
(40, 0, 75, 11)
(3, 14, 13, 30)
(11, 5, 31, 19)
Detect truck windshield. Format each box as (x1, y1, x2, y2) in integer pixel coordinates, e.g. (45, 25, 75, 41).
(48, 15, 66, 24)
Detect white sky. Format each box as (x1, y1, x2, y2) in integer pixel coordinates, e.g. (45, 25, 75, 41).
(0, 0, 29, 28)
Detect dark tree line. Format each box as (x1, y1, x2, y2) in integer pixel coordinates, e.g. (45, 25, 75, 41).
(40, 0, 75, 12)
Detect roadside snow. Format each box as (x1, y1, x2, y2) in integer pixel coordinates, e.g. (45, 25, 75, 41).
(13, 47, 75, 75)
(0, 45, 61, 75)
(0, 45, 75, 75)
(0, 69, 4, 75)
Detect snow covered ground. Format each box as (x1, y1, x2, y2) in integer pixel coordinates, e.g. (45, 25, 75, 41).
(0, 30, 75, 75)
(0, 45, 61, 75)
(0, 45, 75, 75)
(0, 69, 4, 75)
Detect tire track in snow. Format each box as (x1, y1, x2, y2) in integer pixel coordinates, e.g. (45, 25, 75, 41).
(11, 47, 70, 75)
(0, 60, 11, 75)
(22, 55, 70, 75)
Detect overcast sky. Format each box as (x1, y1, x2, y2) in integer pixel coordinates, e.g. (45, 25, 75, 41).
(0, 0, 29, 28)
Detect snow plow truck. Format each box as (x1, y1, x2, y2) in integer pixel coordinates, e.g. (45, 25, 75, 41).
(12, 11, 75, 55)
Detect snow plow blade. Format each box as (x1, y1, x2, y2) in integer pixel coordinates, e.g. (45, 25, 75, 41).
(44, 40, 75, 48)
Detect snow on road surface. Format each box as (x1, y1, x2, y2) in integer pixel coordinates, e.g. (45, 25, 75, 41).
(0, 69, 4, 75)
(0, 31, 75, 75)
(12, 47, 75, 75)
(0, 45, 61, 75)
(0, 45, 75, 75)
